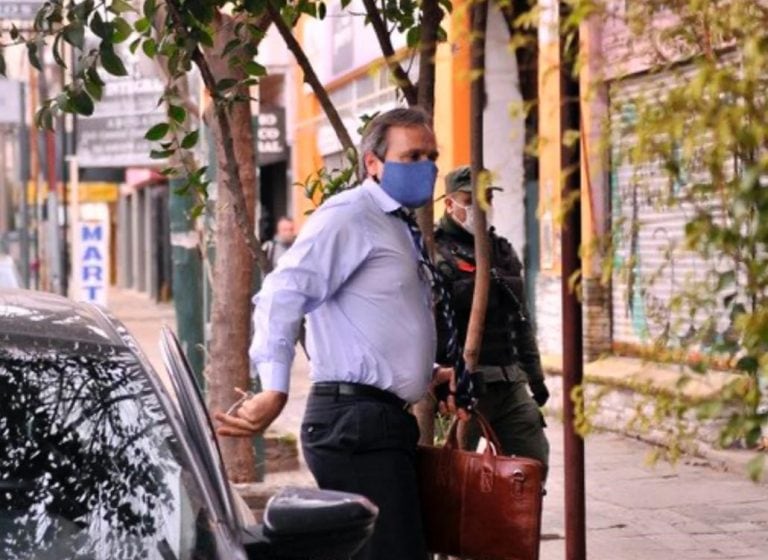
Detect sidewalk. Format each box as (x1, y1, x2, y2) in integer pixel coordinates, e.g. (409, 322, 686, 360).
(107, 288, 768, 559)
(106, 287, 176, 373)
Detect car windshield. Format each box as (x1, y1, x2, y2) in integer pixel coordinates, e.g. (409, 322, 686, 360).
(0, 342, 217, 560)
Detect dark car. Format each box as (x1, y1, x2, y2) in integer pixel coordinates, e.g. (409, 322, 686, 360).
(0, 289, 376, 559)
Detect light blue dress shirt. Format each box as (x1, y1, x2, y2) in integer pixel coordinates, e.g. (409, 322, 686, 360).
(249, 178, 437, 403)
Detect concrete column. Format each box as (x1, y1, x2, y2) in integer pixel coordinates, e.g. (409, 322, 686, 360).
(116, 193, 131, 288)
(132, 188, 145, 291)
(145, 187, 157, 299)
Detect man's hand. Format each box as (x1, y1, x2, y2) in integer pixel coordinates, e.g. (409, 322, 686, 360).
(430, 366, 471, 422)
(214, 390, 288, 438)
(530, 380, 550, 407)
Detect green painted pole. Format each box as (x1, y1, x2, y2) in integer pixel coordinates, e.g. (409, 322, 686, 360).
(169, 178, 206, 383)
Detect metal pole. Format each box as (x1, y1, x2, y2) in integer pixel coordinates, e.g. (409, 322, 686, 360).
(559, 4, 586, 559)
(60, 66, 69, 296)
(19, 83, 30, 288)
(0, 129, 7, 237)
(68, 156, 79, 300)
(45, 124, 58, 293)
(28, 67, 40, 290)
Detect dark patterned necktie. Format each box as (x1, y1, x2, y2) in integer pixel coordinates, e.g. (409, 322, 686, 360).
(390, 208, 475, 410)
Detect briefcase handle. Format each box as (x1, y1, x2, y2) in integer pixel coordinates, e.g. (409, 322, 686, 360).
(443, 411, 503, 455)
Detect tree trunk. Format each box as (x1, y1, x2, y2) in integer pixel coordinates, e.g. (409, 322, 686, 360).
(464, 0, 491, 371)
(415, 0, 442, 255)
(203, 13, 259, 483)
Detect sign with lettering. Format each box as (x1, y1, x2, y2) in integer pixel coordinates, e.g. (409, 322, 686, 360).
(76, 41, 167, 168)
(0, 79, 22, 125)
(78, 220, 109, 305)
(256, 108, 287, 166)
(0, 0, 43, 20)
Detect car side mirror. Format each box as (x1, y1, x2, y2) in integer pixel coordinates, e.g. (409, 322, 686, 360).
(243, 487, 378, 560)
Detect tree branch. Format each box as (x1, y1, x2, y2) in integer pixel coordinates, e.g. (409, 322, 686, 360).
(464, 0, 491, 371)
(361, 0, 418, 106)
(416, 0, 442, 114)
(165, 0, 271, 273)
(266, 0, 356, 161)
(414, 0, 443, 256)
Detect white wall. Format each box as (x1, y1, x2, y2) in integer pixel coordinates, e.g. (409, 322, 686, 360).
(483, 4, 526, 255)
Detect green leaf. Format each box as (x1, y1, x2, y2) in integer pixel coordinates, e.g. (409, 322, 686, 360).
(129, 37, 141, 54)
(746, 454, 765, 483)
(134, 17, 151, 33)
(145, 122, 170, 141)
(736, 356, 759, 374)
(406, 27, 420, 48)
(150, 149, 174, 159)
(216, 78, 238, 91)
(142, 38, 157, 58)
(181, 129, 199, 149)
(100, 44, 128, 76)
(87, 66, 105, 86)
(0, 53, 5, 77)
(52, 34, 67, 68)
(71, 89, 95, 116)
(168, 104, 186, 123)
(245, 61, 266, 76)
(35, 106, 54, 130)
(84, 78, 103, 101)
(318, 2, 327, 19)
(26, 42, 42, 71)
(90, 11, 111, 40)
(190, 27, 214, 48)
(109, 0, 136, 14)
(297, 0, 317, 17)
(10, 25, 20, 41)
(73, 0, 95, 20)
(63, 22, 85, 49)
(222, 38, 241, 57)
(143, 0, 157, 19)
(112, 17, 132, 43)
(56, 91, 74, 113)
(242, 0, 266, 14)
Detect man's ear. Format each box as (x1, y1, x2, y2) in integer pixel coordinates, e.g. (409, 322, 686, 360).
(364, 151, 383, 181)
(444, 195, 455, 214)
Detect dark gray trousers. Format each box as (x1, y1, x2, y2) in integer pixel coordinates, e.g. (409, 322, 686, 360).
(301, 393, 427, 560)
(465, 379, 550, 470)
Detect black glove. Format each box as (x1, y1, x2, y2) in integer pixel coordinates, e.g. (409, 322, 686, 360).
(530, 381, 550, 407)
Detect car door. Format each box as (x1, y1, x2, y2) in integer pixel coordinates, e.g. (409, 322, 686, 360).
(159, 326, 240, 530)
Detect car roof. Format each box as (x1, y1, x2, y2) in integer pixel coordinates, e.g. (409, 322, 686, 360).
(0, 289, 126, 348)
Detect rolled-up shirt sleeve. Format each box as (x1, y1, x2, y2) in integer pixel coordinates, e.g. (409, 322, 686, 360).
(249, 204, 373, 393)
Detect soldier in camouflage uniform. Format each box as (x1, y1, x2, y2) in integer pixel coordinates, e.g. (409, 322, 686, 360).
(434, 165, 550, 469)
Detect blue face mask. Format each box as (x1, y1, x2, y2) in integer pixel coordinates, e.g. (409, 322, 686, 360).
(378, 160, 438, 208)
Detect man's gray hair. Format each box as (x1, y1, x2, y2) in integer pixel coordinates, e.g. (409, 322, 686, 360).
(359, 106, 433, 178)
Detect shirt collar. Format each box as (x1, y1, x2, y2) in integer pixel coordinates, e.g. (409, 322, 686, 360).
(362, 177, 401, 213)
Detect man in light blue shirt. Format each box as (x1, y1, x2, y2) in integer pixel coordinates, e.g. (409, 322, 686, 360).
(216, 107, 441, 560)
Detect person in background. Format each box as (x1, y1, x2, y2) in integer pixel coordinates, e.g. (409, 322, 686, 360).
(263, 216, 296, 269)
(433, 165, 550, 472)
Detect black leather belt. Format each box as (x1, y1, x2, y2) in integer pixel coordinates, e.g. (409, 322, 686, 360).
(311, 382, 409, 410)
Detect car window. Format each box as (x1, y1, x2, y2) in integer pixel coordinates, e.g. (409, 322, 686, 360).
(160, 328, 239, 529)
(0, 343, 218, 560)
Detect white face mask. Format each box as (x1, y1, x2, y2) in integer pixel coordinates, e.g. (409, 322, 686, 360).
(452, 200, 476, 235)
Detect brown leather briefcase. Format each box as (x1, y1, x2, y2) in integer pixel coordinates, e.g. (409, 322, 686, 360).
(416, 412, 545, 560)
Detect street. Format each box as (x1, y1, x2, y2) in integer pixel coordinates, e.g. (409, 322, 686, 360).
(112, 288, 768, 560)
